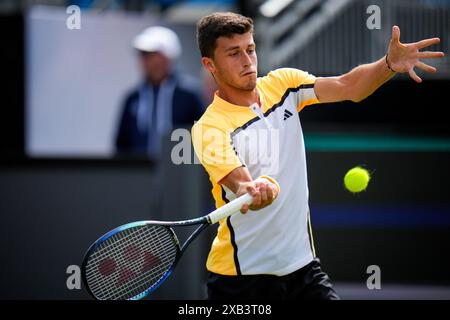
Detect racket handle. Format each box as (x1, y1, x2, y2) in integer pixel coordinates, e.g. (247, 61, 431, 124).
(207, 193, 253, 224)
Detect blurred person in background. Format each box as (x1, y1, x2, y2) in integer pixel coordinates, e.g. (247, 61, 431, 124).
(115, 26, 205, 159)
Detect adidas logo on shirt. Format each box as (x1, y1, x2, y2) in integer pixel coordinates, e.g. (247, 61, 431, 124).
(283, 109, 293, 120)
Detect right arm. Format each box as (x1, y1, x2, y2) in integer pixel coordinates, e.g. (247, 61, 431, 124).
(191, 121, 279, 214)
(219, 166, 280, 213)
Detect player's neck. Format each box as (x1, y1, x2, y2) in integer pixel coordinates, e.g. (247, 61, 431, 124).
(217, 85, 259, 107)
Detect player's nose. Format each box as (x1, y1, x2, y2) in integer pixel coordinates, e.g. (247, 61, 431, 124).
(241, 51, 252, 67)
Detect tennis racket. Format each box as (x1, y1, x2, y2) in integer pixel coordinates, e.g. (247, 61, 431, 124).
(81, 193, 253, 300)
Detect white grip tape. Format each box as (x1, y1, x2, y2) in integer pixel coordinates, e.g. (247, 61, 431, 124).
(207, 193, 253, 224)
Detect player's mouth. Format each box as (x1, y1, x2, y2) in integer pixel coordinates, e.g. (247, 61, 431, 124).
(241, 70, 256, 77)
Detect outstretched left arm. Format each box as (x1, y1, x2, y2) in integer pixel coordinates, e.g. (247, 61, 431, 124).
(314, 26, 445, 103)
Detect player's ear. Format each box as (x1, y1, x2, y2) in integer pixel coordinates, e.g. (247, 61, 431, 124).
(202, 57, 215, 73)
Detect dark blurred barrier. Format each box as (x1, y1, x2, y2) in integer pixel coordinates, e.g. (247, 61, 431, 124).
(300, 79, 450, 136)
(306, 152, 450, 286)
(0, 145, 215, 300)
(0, 13, 24, 158)
(1, 150, 449, 299)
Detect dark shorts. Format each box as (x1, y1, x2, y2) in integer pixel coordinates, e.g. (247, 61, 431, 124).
(207, 258, 340, 300)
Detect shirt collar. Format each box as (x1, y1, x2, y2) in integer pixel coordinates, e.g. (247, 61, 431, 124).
(212, 85, 263, 111)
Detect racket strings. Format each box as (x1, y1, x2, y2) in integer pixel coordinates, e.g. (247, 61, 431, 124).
(85, 227, 172, 278)
(87, 232, 173, 299)
(86, 226, 176, 300)
(106, 229, 175, 299)
(85, 224, 178, 300)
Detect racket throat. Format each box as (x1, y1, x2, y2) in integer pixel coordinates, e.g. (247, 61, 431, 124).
(180, 223, 209, 252)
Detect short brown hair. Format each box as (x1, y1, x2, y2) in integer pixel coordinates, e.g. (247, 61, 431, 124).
(196, 12, 254, 58)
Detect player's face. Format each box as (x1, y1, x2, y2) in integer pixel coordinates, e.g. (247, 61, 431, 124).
(205, 32, 258, 91)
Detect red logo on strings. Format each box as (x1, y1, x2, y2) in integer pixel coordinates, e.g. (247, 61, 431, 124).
(97, 244, 161, 287)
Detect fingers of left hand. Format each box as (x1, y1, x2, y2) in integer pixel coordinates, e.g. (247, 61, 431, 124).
(409, 68, 422, 83)
(414, 37, 440, 49)
(417, 51, 445, 59)
(415, 61, 436, 73)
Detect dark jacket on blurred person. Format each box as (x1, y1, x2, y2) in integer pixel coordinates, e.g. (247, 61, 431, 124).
(115, 74, 204, 158)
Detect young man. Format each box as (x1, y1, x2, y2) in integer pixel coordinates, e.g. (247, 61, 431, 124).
(191, 12, 444, 300)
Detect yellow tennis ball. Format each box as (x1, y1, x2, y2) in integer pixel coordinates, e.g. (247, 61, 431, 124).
(344, 166, 370, 193)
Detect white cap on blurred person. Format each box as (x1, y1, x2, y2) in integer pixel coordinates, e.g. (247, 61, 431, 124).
(133, 26, 182, 60)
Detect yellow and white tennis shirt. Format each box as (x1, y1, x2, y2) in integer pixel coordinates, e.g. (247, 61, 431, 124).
(192, 68, 320, 276)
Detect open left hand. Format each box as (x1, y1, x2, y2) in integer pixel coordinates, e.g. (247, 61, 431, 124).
(387, 25, 445, 82)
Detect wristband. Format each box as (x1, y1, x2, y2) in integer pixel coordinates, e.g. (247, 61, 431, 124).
(256, 175, 281, 196)
(385, 53, 397, 73)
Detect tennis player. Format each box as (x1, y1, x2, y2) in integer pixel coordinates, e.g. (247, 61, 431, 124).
(191, 12, 444, 300)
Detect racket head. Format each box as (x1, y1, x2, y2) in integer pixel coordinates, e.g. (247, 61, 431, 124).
(81, 221, 181, 300)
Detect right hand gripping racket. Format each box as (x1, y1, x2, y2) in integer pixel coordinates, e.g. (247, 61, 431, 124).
(81, 193, 253, 300)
